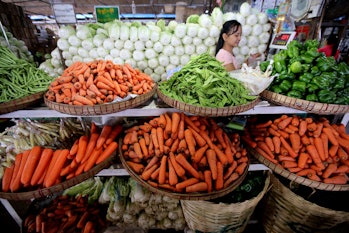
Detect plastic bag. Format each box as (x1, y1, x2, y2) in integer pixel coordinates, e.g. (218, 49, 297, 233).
(229, 63, 275, 95)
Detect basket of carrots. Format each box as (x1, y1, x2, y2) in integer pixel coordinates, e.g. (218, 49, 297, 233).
(261, 174, 349, 233)
(260, 90, 349, 114)
(242, 114, 349, 191)
(0, 122, 122, 200)
(119, 112, 249, 200)
(44, 60, 156, 116)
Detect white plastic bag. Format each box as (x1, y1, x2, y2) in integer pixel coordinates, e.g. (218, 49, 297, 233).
(229, 63, 275, 95)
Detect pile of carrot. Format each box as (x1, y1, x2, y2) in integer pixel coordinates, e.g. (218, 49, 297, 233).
(23, 194, 106, 233)
(122, 112, 249, 194)
(45, 60, 156, 105)
(1, 123, 122, 192)
(243, 115, 349, 185)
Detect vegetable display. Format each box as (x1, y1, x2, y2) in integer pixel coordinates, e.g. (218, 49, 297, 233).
(122, 112, 249, 194)
(0, 118, 86, 179)
(45, 59, 155, 105)
(0, 46, 53, 103)
(40, 3, 270, 81)
(262, 40, 349, 104)
(23, 194, 107, 233)
(158, 53, 256, 107)
(243, 115, 349, 185)
(1, 123, 122, 192)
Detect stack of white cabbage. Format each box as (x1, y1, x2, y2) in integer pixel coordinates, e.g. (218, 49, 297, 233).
(40, 3, 271, 82)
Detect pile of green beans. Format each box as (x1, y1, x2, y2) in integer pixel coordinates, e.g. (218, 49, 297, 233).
(0, 46, 53, 103)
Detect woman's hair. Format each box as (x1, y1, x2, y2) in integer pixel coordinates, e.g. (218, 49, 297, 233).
(215, 20, 242, 55)
(327, 34, 339, 56)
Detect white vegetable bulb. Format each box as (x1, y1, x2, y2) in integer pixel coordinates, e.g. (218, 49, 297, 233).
(258, 44, 267, 53)
(252, 24, 263, 36)
(129, 26, 138, 42)
(72, 55, 83, 62)
(83, 57, 94, 63)
(240, 45, 250, 55)
(235, 13, 245, 25)
(192, 37, 202, 46)
(209, 25, 220, 38)
(113, 57, 124, 65)
(171, 35, 182, 47)
(120, 49, 131, 60)
(174, 23, 187, 39)
(58, 26, 75, 39)
(65, 59, 73, 67)
(184, 44, 195, 55)
(259, 32, 271, 44)
(175, 46, 185, 56)
(114, 40, 124, 50)
(124, 40, 134, 51)
(120, 25, 130, 41)
(134, 41, 145, 51)
(170, 55, 180, 66)
(137, 60, 148, 70)
(239, 36, 247, 46)
(182, 36, 193, 45)
(246, 14, 258, 25)
(250, 47, 259, 55)
(204, 37, 216, 47)
(158, 54, 170, 67)
(258, 12, 269, 24)
(211, 7, 224, 27)
(68, 46, 78, 55)
(197, 27, 209, 39)
(78, 47, 89, 58)
(145, 48, 156, 59)
(68, 35, 81, 47)
(186, 23, 198, 38)
(104, 55, 114, 61)
(125, 58, 136, 68)
(154, 66, 165, 75)
(133, 50, 145, 61)
(108, 22, 120, 40)
(150, 30, 161, 42)
(160, 32, 172, 45)
(248, 36, 259, 48)
(62, 51, 72, 60)
(223, 12, 236, 22)
(153, 41, 164, 53)
(57, 39, 69, 51)
(240, 2, 251, 17)
(89, 48, 98, 58)
(198, 14, 212, 28)
(196, 44, 208, 54)
(236, 54, 245, 65)
(233, 47, 240, 55)
(81, 38, 94, 50)
(165, 64, 176, 72)
(145, 40, 153, 48)
(163, 45, 175, 56)
(151, 73, 161, 82)
(148, 58, 159, 69)
(242, 25, 252, 36)
(161, 73, 167, 81)
(180, 54, 190, 65)
(93, 34, 107, 47)
(103, 38, 115, 50)
(110, 48, 120, 58)
(138, 25, 150, 42)
(97, 47, 108, 57)
(263, 23, 271, 32)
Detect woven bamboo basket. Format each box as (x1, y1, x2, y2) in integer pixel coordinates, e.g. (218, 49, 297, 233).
(180, 172, 270, 233)
(248, 146, 349, 191)
(0, 91, 45, 114)
(44, 86, 156, 116)
(260, 90, 349, 114)
(119, 142, 249, 200)
(0, 152, 116, 200)
(157, 87, 260, 117)
(262, 175, 349, 233)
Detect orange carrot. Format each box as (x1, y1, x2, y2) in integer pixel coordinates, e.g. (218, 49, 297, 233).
(193, 144, 209, 164)
(306, 144, 325, 170)
(223, 172, 239, 188)
(235, 162, 248, 175)
(322, 127, 339, 146)
(298, 152, 309, 169)
(323, 175, 347, 184)
(307, 122, 317, 132)
(2, 164, 14, 192)
(280, 137, 297, 158)
(255, 147, 278, 164)
(10, 150, 30, 192)
(138, 138, 148, 158)
(337, 146, 348, 161)
(75, 135, 89, 163)
(82, 133, 99, 163)
(163, 113, 172, 138)
(133, 142, 144, 159)
(186, 182, 208, 193)
(184, 129, 196, 157)
(9, 153, 22, 189)
(156, 127, 165, 154)
(168, 159, 178, 186)
(257, 141, 274, 159)
(278, 116, 293, 130)
(322, 163, 338, 179)
(95, 141, 118, 164)
(223, 160, 237, 180)
(21, 146, 42, 186)
(141, 163, 159, 181)
(158, 155, 167, 185)
(175, 153, 200, 179)
(151, 128, 160, 150)
(184, 115, 200, 132)
(242, 135, 257, 148)
(96, 125, 113, 149)
(264, 137, 274, 152)
(175, 177, 199, 190)
(206, 149, 217, 180)
(314, 137, 326, 161)
(44, 149, 69, 188)
(177, 112, 185, 140)
(256, 120, 272, 128)
(72, 94, 94, 105)
(298, 120, 308, 136)
(169, 152, 186, 177)
(329, 145, 339, 158)
(30, 148, 53, 186)
(188, 127, 207, 147)
(83, 147, 103, 172)
(171, 112, 181, 136)
(215, 161, 224, 190)
(272, 136, 281, 154)
(289, 133, 301, 154)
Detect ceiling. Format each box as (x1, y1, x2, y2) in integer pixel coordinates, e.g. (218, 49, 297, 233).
(1, 0, 211, 18)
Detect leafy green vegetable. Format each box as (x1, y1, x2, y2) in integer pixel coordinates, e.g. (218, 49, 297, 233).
(158, 53, 256, 107)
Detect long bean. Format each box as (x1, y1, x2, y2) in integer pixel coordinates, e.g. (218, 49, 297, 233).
(0, 46, 53, 103)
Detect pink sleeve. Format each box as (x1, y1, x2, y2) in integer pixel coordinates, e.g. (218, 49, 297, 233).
(216, 50, 235, 66)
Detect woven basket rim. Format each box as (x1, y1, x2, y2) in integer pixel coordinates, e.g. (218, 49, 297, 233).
(157, 87, 260, 117)
(0, 91, 45, 114)
(261, 90, 349, 114)
(119, 140, 249, 200)
(0, 153, 115, 200)
(44, 86, 156, 116)
(248, 146, 349, 191)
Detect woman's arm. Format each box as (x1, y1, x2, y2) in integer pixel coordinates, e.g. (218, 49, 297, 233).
(224, 63, 236, 72)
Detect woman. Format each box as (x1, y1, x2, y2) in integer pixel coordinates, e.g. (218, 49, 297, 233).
(215, 20, 260, 71)
(318, 34, 340, 60)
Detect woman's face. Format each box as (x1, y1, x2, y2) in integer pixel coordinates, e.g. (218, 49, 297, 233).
(223, 26, 242, 47)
